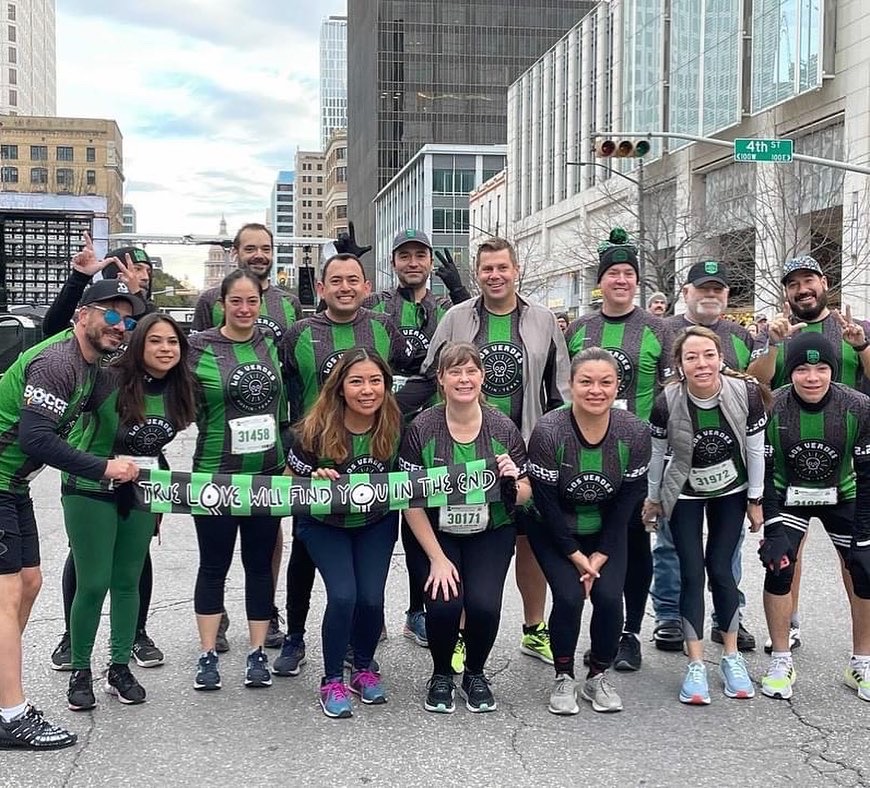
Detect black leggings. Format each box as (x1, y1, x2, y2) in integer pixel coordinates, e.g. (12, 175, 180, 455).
(402, 517, 427, 614)
(669, 491, 746, 641)
(528, 526, 626, 676)
(63, 548, 152, 633)
(409, 526, 516, 676)
(624, 500, 651, 634)
(194, 515, 280, 620)
(285, 524, 316, 636)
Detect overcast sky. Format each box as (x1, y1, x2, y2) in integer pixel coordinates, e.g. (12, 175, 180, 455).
(56, 0, 346, 285)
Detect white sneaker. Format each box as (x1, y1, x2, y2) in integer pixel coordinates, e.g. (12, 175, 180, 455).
(581, 672, 623, 713)
(843, 658, 870, 702)
(761, 655, 796, 699)
(548, 673, 579, 715)
(764, 626, 801, 654)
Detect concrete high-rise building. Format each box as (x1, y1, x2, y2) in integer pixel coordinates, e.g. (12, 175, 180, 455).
(271, 170, 295, 288)
(294, 150, 325, 275)
(320, 15, 347, 150)
(1, 0, 56, 116)
(347, 0, 596, 276)
(324, 129, 347, 240)
(122, 203, 136, 234)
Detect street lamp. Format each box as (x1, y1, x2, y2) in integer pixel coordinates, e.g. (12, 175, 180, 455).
(567, 159, 648, 304)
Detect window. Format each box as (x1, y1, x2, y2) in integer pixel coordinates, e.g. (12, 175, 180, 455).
(7, 88, 15, 106)
(8, 46, 15, 63)
(56, 168, 74, 189)
(7, 4, 14, 21)
(30, 167, 48, 184)
(56, 146, 74, 161)
(1, 165, 18, 183)
(0, 144, 17, 159)
(86, 170, 96, 186)
(7, 25, 15, 42)
(7, 67, 15, 85)
(432, 208, 470, 232)
(86, 147, 96, 162)
(336, 204, 348, 219)
(30, 145, 47, 160)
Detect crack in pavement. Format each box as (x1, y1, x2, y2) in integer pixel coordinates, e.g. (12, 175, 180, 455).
(60, 699, 98, 788)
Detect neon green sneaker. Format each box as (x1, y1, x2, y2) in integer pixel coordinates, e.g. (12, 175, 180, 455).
(843, 659, 870, 702)
(451, 632, 466, 675)
(761, 655, 796, 699)
(520, 622, 554, 665)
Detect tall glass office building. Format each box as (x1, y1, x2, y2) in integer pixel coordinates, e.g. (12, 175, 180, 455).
(320, 15, 347, 150)
(347, 0, 596, 278)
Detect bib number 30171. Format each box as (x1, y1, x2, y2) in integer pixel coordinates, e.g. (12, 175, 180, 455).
(439, 504, 489, 535)
(229, 414, 276, 455)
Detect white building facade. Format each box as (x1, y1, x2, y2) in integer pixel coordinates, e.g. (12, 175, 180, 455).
(373, 144, 506, 294)
(0, 0, 56, 116)
(270, 170, 295, 288)
(320, 15, 347, 150)
(508, 0, 863, 318)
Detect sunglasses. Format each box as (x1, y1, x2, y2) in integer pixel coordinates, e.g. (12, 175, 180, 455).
(90, 304, 137, 331)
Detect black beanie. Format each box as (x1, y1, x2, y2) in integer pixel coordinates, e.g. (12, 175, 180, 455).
(597, 227, 639, 282)
(784, 332, 839, 381)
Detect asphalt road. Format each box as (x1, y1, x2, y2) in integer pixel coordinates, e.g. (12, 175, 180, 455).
(4, 428, 869, 787)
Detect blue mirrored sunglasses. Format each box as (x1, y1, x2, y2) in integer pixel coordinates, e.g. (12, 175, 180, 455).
(90, 304, 137, 331)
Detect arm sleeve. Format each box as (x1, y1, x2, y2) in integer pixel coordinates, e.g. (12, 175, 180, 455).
(852, 398, 870, 538)
(761, 435, 782, 527)
(657, 324, 675, 383)
(41, 270, 91, 338)
(542, 322, 571, 411)
(286, 432, 316, 476)
(19, 409, 107, 480)
(646, 395, 669, 501)
(505, 422, 528, 477)
(527, 422, 575, 555)
(280, 332, 304, 424)
(398, 422, 424, 471)
(745, 430, 766, 499)
(598, 476, 646, 557)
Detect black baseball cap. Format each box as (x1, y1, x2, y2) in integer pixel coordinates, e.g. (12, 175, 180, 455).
(392, 228, 432, 254)
(78, 279, 147, 315)
(107, 246, 152, 267)
(686, 260, 729, 287)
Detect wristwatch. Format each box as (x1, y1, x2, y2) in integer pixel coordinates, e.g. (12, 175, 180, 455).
(747, 497, 763, 505)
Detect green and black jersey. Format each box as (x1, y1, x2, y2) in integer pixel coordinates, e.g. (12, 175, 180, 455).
(771, 313, 870, 390)
(666, 315, 762, 372)
(650, 382, 768, 498)
(473, 305, 525, 426)
(0, 330, 99, 492)
(189, 327, 289, 475)
(192, 284, 303, 343)
(764, 383, 870, 502)
(399, 404, 527, 531)
(565, 308, 673, 421)
(62, 371, 178, 496)
(281, 308, 413, 420)
(527, 407, 650, 537)
(287, 431, 400, 529)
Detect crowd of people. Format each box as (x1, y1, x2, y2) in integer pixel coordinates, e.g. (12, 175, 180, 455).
(1, 222, 868, 752)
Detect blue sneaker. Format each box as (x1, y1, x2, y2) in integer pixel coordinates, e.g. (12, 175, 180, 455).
(194, 651, 221, 691)
(320, 678, 353, 718)
(244, 647, 272, 688)
(350, 669, 387, 704)
(719, 653, 755, 699)
(403, 610, 428, 647)
(679, 661, 710, 705)
(272, 635, 306, 677)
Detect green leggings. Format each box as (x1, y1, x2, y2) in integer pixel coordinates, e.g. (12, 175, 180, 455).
(63, 494, 156, 668)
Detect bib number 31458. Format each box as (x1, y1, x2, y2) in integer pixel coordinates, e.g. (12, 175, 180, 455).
(229, 414, 276, 455)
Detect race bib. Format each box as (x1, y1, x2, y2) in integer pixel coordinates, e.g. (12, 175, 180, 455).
(229, 414, 276, 455)
(785, 485, 838, 507)
(115, 454, 160, 470)
(392, 374, 410, 394)
(439, 504, 489, 535)
(25, 467, 45, 482)
(613, 399, 628, 411)
(688, 458, 739, 493)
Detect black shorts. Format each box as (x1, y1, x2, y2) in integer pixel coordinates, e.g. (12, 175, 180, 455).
(0, 490, 39, 574)
(780, 501, 853, 560)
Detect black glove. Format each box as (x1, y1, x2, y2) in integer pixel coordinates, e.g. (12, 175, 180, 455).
(500, 476, 518, 516)
(115, 481, 136, 519)
(758, 527, 795, 575)
(334, 221, 372, 258)
(434, 249, 471, 303)
(846, 539, 870, 581)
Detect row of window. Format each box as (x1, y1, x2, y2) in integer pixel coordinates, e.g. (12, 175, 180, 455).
(0, 167, 97, 186)
(0, 145, 97, 162)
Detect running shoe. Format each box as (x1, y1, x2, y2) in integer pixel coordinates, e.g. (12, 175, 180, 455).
(520, 623, 553, 665)
(244, 647, 272, 688)
(719, 653, 755, 699)
(548, 674, 579, 715)
(264, 607, 285, 649)
(131, 629, 164, 668)
(215, 610, 230, 654)
(194, 650, 221, 691)
(104, 664, 147, 705)
(843, 658, 870, 702)
(272, 635, 306, 677)
(761, 655, 796, 699)
(461, 672, 497, 713)
(403, 610, 428, 647)
(0, 704, 77, 750)
(320, 679, 353, 718)
(424, 674, 456, 714)
(451, 632, 466, 675)
(581, 672, 623, 713)
(613, 632, 642, 672)
(343, 646, 380, 674)
(679, 661, 711, 705)
(763, 626, 801, 654)
(711, 623, 756, 652)
(350, 669, 387, 704)
(67, 669, 96, 711)
(50, 631, 73, 671)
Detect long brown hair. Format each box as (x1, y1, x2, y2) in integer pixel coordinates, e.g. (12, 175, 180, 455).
(297, 347, 402, 464)
(113, 313, 198, 428)
(671, 325, 773, 410)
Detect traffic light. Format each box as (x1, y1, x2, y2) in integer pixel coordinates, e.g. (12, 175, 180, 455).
(297, 266, 316, 307)
(595, 139, 651, 158)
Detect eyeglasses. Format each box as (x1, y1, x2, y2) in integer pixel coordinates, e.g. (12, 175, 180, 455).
(89, 304, 137, 331)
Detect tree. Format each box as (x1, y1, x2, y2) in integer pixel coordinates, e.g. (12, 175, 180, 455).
(151, 269, 197, 308)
